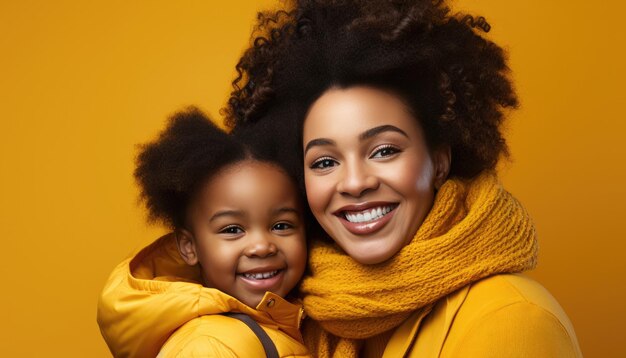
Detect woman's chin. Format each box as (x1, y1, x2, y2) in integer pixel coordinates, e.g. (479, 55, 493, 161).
(338, 238, 403, 265)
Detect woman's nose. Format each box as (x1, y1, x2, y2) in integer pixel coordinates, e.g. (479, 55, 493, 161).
(244, 233, 278, 258)
(336, 160, 379, 197)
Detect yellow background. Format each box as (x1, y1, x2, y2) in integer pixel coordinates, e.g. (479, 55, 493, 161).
(1, 0, 624, 356)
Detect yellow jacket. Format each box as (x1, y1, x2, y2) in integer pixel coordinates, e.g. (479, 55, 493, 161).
(374, 274, 583, 358)
(97, 234, 309, 358)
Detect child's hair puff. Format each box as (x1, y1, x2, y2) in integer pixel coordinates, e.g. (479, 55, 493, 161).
(134, 107, 249, 229)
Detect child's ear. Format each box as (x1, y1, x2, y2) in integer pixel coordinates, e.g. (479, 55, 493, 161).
(175, 229, 199, 266)
(432, 145, 451, 190)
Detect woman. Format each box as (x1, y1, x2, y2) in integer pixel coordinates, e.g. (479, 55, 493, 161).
(227, 0, 582, 356)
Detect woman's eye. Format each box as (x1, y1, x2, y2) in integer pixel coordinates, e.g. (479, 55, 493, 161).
(370, 145, 400, 159)
(310, 157, 337, 170)
(272, 222, 294, 231)
(219, 225, 244, 235)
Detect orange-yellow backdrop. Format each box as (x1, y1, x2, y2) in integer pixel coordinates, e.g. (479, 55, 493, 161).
(1, 0, 624, 356)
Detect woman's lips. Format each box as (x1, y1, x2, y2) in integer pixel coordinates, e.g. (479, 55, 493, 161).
(333, 203, 398, 235)
(238, 269, 285, 292)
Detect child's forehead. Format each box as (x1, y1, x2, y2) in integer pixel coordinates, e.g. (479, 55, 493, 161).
(197, 160, 301, 213)
(216, 160, 292, 185)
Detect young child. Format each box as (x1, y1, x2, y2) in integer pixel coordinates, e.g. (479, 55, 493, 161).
(97, 108, 310, 357)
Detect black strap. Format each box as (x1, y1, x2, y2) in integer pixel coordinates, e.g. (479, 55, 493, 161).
(223, 312, 279, 358)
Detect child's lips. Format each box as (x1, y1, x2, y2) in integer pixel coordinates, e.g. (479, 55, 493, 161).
(238, 269, 285, 292)
(241, 269, 280, 280)
(238, 264, 285, 276)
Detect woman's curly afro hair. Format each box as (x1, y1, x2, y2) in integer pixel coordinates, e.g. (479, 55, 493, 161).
(226, 0, 518, 180)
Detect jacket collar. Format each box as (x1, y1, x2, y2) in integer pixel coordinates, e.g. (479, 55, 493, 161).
(133, 234, 305, 338)
(99, 233, 304, 357)
(381, 285, 470, 357)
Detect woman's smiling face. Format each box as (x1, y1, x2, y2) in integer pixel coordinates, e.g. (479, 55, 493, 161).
(303, 86, 449, 264)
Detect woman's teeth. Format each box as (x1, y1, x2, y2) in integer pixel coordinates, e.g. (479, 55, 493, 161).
(344, 206, 394, 223)
(242, 270, 279, 280)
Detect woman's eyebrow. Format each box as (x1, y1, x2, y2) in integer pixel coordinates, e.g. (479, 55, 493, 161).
(304, 125, 407, 154)
(359, 125, 409, 141)
(304, 138, 335, 155)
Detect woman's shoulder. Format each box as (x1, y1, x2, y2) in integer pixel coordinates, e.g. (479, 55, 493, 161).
(396, 274, 582, 357)
(462, 273, 572, 317)
(159, 314, 311, 358)
(441, 274, 583, 357)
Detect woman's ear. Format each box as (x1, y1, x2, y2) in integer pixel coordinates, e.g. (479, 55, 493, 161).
(432, 145, 451, 190)
(175, 229, 199, 266)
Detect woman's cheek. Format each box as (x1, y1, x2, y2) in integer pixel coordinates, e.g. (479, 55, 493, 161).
(305, 174, 332, 215)
(388, 153, 435, 195)
(410, 159, 434, 193)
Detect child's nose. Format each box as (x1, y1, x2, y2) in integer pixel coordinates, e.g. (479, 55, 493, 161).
(244, 233, 278, 258)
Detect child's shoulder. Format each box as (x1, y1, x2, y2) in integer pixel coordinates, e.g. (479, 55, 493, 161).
(158, 314, 264, 357)
(158, 314, 312, 358)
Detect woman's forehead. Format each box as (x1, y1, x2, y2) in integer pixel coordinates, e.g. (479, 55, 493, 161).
(302, 86, 423, 143)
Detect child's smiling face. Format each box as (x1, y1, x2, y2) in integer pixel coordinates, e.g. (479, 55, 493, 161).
(177, 160, 307, 308)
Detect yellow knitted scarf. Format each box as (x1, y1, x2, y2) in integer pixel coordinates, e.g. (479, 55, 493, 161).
(299, 172, 538, 357)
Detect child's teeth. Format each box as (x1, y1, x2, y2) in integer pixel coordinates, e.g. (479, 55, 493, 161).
(244, 270, 278, 280)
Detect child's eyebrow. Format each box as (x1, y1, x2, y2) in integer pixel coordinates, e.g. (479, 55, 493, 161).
(273, 207, 300, 216)
(210, 210, 245, 222)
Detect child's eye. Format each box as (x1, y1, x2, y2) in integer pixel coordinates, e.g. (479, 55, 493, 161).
(370, 145, 400, 159)
(310, 157, 338, 170)
(272, 222, 294, 232)
(219, 225, 244, 235)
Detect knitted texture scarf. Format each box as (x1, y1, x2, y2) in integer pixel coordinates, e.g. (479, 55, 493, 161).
(299, 172, 538, 357)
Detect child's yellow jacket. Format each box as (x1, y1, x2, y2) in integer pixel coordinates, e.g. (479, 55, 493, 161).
(97, 234, 309, 358)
